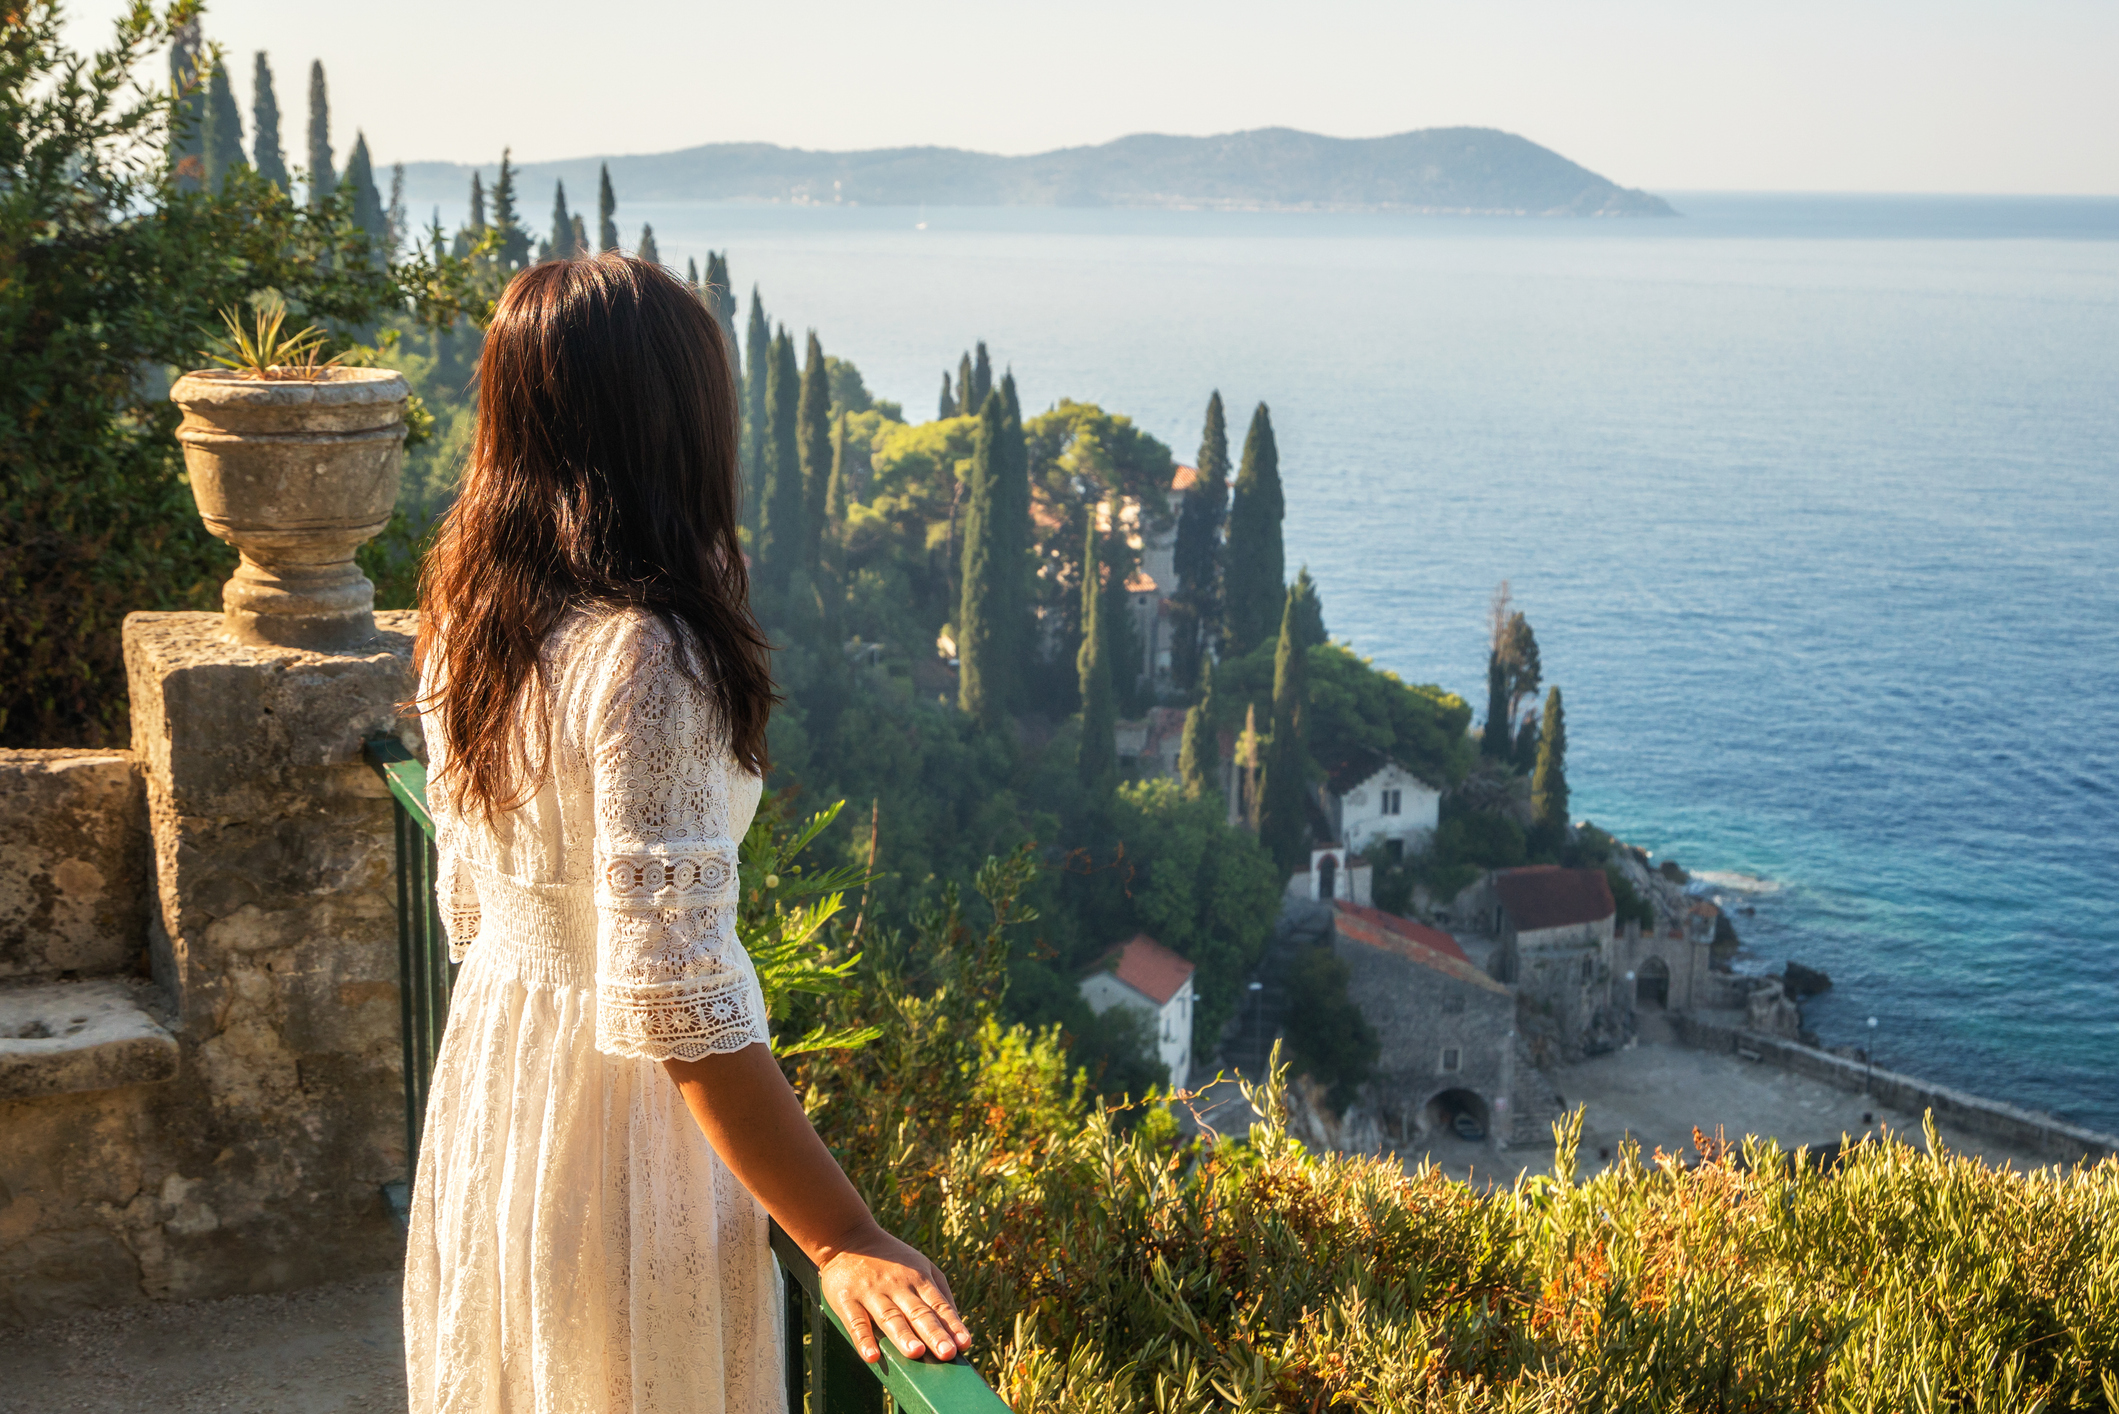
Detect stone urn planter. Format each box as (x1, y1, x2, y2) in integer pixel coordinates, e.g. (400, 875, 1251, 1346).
(169, 367, 409, 652)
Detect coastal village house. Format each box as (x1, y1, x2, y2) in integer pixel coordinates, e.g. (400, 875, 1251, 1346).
(1323, 754, 1441, 861)
(1491, 865, 1619, 1060)
(1329, 902, 1518, 1145)
(1078, 934, 1197, 1092)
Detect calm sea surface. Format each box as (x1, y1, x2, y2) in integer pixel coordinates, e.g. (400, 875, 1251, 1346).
(606, 193, 2119, 1132)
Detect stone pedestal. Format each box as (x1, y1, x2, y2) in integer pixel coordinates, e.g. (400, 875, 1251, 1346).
(111, 609, 422, 1301)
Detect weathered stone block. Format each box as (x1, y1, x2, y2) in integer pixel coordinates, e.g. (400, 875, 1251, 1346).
(0, 749, 147, 980)
(0, 979, 177, 1101)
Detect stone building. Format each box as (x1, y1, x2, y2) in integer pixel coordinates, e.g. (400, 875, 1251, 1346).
(1328, 902, 1517, 1147)
(1491, 865, 1621, 1061)
(1078, 933, 1197, 1091)
(1287, 842, 1373, 906)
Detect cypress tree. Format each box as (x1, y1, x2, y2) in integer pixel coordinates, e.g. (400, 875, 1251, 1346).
(1222, 402, 1285, 656)
(250, 53, 288, 191)
(707, 253, 739, 375)
(306, 61, 334, 204)
(970, 341, 993, 410)
(454, 171, 486, 257)
(638, 224, 661, 265)
(1076, 514, 1117, 790)
(825, 410, 852, 528)
(758, 328, 803, 595)
(1178, 660, 1216, 799)
(686, 256, 700, 292)
(387, 163, 406, 257)
(1258, 585, 1311, 875)
(168, 22, 204, 192)
(598, 164, 619, 252)
(343, 133, 388, 261)
(957, 390, 1010, 725)
(1513, 708, 1541, 774)
(1530, 687, 1569, 832)
(491, 150, 530, 267)
(1171, 390, 1230, 691)
(548, 181, 573, 260)
(995, 370, 1031, 709)
(571, 213, 590, 259)
(202, 60, 246, 192)
(1504, 612, 1542, 729)
(938, 372, 955, 421)
(1482, 653, 1510, 760)
(1288, 566, 1326, 650)
(742, 289, 771, 532)
(797, 331, 833, 576)
(956, 352, 974, 416)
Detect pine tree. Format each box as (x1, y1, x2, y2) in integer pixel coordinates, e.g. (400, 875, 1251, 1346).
(958, 391, 1010, 725)
(638, 224, 661, 265)
(598, 164, 619, 253)
(250, 53, 288, 191)
(342, 134, 388, 263)
(386, 163, 407, 257)
(971, 341, 993, 410)
(491, 150, 530, 267)
(758, 328, 803, 596)
(202, 61, 246, 192)
(1222, 402, 1285, 656)
(797, 331, 833, 577)
(168, 21, 204, 192)
(1076, 514, 1117, 790)
(547, 181, 573, 260)
(1178, 660, 1216, 799)
(306, 61, 334, 205)
(1258, 586, 1311, 875)
(1530, 687, 1568, 833)
(1171, 390, 1231, 692)
(938, 372, 955, 421)
(742, 289, 771, 526)
(956, 352, 975, 416)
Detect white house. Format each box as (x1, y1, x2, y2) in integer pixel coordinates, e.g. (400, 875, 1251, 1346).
(1326, 756, 1441, 863)
(1077, 933, 1197, 1092)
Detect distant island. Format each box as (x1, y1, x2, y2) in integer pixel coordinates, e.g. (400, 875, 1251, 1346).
(398, 127, 1677, 218)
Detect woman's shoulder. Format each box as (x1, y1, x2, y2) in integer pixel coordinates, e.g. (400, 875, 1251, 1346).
(548, 602, 684, 671)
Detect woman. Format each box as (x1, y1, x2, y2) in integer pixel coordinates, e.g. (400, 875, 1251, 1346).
(403, 255, 969, 1413)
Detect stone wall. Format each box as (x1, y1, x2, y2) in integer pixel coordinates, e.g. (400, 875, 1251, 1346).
(1672, 1013, 2119, 1165)
(0, 612, 421, 1325)
(0, 749, 148, 980)
(1332, 931, 1514, 1146)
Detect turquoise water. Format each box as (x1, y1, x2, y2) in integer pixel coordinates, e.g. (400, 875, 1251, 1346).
(614, 194, 2119, 1133)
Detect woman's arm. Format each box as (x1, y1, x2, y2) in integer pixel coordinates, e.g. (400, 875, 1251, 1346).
(664, 1045, 973, 1366)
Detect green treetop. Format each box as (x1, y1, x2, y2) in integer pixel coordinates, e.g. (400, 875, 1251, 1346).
(971, 341, 993, 411)
(707, 253, 738, 374)
(570, 213, 589, 259)
(956, 351, 975, 416)
(167, 21, 203, 192)
(1171, 389, 1230, 693)
(548, 180, 574, 260)
(452, 171, 485, 257)
(1504, 611, 1541, 730)
(201, 60, 244, 192)
(1179, 660, 1217, 799)
(249, 53, 287, 191)
(305, 60, 333, 204)
(1258, 584, 1312, 875)
(758, 326, 803, 595)
(1531, 686, 1569, 834)
(825, 409, 852, 528)
(1222, 402, 1285, 656)
(1288, 565, 1326, 651)
(490, 150, 531, 267)
(686, 256, 699, 291)
(598, 163, 618, 252)
(938, 371, 955, 421)
(742, 287, 771, 530)
(957, 390, 1010, 725)
(1482, 654, 1510, 760)
(342, 132, 388, 262)
(1077, 515, 1118, 791)
(638, 223, 660, 265)
(797, 331, 833, 575)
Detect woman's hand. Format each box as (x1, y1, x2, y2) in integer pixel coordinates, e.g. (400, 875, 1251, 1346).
(816, 1221, 971, 1364)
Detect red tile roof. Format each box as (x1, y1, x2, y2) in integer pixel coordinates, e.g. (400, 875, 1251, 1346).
(1494, 866, 1615, 932)
(1171, 464, 1200, 491)
(1094, 933, 1196, 1006)
(1330, 902, 1508, 995)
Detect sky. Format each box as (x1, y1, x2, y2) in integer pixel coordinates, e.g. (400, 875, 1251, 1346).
(64, 0, 2119, 195)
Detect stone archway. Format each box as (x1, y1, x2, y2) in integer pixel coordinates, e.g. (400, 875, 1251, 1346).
(1423, 1088, 1490, 1142)
(1636, 954, 1671, 1008)
(1317, 852, 1338, 901)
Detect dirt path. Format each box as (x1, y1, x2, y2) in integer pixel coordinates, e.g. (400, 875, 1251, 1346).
(0, 1272, 404, 1414)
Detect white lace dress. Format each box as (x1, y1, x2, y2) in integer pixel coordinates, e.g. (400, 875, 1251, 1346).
(403, 608, 781, 1414)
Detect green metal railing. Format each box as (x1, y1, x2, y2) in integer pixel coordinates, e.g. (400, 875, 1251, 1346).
(363, 737, 1008, 1414)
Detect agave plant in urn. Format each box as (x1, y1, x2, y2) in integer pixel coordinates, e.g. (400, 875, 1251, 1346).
(170, 303, 409, 652)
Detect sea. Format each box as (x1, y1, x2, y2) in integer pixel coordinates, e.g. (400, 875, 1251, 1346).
(522, 192, 2118, 1133)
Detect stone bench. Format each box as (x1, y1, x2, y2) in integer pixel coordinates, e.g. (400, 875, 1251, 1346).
(0, 978, 177, 1101)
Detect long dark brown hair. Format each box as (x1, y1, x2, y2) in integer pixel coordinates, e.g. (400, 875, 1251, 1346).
(417, 254, 775, 819)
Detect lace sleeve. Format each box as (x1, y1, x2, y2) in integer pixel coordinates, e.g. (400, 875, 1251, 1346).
(587, 622, 769, 1062)
(437, 846, 481, 963)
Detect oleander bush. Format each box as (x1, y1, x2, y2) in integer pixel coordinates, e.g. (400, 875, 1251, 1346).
(753, 806, 2119, 1411)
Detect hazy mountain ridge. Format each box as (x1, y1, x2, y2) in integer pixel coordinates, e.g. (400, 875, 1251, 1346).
(397, 127, 1676, 218)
